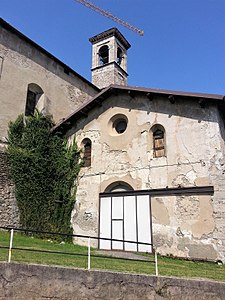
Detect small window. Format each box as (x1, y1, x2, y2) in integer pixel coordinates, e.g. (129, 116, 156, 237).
(108, 114, 128, 136)
(152, 126, 165, 158)
(99, 45, 109, 65)
(117, 47, 123, 65)
(25, 83, 43, 116)
(114, 119, 127, 134)
(113, 117, 128, 134)
(82, 138, 92, 167)
(25, 90, 37, 116)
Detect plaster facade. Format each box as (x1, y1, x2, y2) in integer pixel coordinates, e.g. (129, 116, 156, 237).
(67, 93, 225, 261)
(1, 19, 225, 262)
(0, 19, 98, 141)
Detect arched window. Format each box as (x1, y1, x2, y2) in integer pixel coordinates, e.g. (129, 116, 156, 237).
(99, 45, 109, 65)
(25, 83, 43, 116)
(117, 47, 123, 65)
(82, 138, 92, 167)
(151, 125, 165, 158)
(105, 181, 133, 193)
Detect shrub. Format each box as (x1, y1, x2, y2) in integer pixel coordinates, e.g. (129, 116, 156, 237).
(7, 111, 81, 238)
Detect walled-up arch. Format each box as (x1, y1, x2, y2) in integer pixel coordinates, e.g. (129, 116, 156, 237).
(81, 138, 92, 167)
(150, 124, 166, 158)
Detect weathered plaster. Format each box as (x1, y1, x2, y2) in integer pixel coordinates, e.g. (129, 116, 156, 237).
(152, 195, 216, 260)
(0, 25, 98, 140)
(69, 93, 225, 261)
(151, 198, 170, 226)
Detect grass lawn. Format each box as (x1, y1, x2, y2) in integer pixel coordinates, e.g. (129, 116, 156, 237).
(0, 230, 224, 282)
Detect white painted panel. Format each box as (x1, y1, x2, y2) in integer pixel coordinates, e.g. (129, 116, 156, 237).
(112, 220, 123, 250)
(99, 197, 111, 249)
(124, 196, 137, 251)
(112, 196, 123, 219)
(137, 195, 152, 252)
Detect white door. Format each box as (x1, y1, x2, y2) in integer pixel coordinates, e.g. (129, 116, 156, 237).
(137, 195, 152, 252)
(112, 196, 123, 250)
(99, 194, 152, 252)
(99, 197, 111, 249)
(124, 195, 137, 251)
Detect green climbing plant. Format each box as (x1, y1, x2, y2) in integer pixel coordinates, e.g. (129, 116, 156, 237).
(7, 111, 81, 238)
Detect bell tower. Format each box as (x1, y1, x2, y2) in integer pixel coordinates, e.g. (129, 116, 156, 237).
(89, 28, 131, 89)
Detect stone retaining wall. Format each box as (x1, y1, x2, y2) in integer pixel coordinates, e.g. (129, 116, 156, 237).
(0, 146, 19, 227)
(0, 263, 225, 299)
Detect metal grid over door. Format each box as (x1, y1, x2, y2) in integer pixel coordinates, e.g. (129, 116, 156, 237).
(99, 194, 152, 252)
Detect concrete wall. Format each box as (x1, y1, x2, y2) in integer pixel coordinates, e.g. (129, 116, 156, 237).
(0, 263, 225, 300)
(67, 93, 225, 261)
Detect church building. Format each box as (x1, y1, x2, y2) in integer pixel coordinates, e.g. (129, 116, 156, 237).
(1, 19, 225, 262)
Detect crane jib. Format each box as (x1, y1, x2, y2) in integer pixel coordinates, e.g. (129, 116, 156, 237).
(74, 0, 144, 36)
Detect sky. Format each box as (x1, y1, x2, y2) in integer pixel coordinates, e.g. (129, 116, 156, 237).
(1, 0, 225, 95)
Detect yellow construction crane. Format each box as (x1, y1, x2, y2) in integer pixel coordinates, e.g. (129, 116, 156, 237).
(74, 0, 144, 36)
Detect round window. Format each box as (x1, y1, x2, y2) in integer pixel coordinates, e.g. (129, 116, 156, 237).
(114, 119, 127, 134)
(108, 114, 128, 136)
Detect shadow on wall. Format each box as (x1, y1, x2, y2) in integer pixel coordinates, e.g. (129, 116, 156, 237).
(66, 93, 220, 139)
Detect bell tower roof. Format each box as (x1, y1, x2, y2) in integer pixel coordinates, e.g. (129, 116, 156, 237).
(89, 28, 131, 50)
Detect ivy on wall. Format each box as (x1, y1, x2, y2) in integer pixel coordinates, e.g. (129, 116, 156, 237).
(7, 111, 81, 237)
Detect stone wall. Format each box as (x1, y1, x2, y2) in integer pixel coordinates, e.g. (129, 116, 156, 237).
(0, 144, 19, 227)
(0, 263, 225, 300)
(90, 32, 128, 88)
(92, 63, 127, 89)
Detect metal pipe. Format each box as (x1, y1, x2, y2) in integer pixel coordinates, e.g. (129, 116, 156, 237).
(155, 250, 158, 276)
(88, 237, 91, 271)
(8, 229, 14, 263)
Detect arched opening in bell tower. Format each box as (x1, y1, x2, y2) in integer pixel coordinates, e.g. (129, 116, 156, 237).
(99, 45, 109, 65)
(117, 47, 123, 65)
